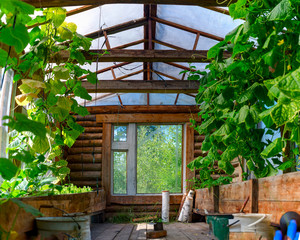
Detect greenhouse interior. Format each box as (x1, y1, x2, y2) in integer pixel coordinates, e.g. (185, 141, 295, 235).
(0, 0, 299, 239)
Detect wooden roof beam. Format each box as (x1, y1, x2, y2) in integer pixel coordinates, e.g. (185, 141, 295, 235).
(76, 49, 218, 62)
(81, 80, 200, 93)
(203, 6, 230, 15)
(22, 0, 235, 8)
(152, 16, 224, 42)
(85, 17, 147, 39)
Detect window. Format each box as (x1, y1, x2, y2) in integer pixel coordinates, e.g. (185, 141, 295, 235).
(112, 124, 182, 195)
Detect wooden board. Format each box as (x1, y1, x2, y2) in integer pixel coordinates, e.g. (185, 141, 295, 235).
(185, 123, 195, 190)
(219, 180, 256, 214)
(194, 187, 218, 213)
(81, 80, 200, 93)
(96, 113, 199, 123)
(102, 123, 112, 205)
(258, 172, 300, 223)
(86, 105, 199, 114)
(110, 195, 182, 205)
(23, 0, 235, 8)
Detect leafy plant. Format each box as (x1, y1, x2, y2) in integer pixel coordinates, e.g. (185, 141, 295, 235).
(187, 0, 300, 187)
(0, 1, 98, 199)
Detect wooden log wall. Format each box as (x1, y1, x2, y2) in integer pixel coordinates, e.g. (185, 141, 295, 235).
(194, 171, 300, 224)
(66, 115, 103, 188)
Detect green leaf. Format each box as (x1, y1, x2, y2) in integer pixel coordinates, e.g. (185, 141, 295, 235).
(0, 24, 30, 53)
(229, 0, 247, 19)
(268, 0, 293, 21)
(197, 117, 215, 135)
(31, 135, 50, 154)
(261, 138, 282, 158)
(58, 167, 70, 175)
(0, 158, 18, 180)
(207, 41, 225, 59)
(44, 8, 66, 27)
(0, 48, 8, 67)
(87, 72, 98, 84)
(232, 43, 252, 57)
(53, 66, 70, 80)
(11, 199, 42, 217)
(277, 67, 300, 100)
(70, 51, 86, 65)
(10, 150, 35, 163)
(73, 105, 90, 116)
(238, 105, 250, 124)
(57, 97, 73, 111)
(278, 159, 295, 170)
(221, 144, 239, 162)
(55, 160, 68, 167)
(270, 101, 300, 126)
(218, 160, 235, 175)
(49, 106, 69, 122)
(73, 86, 92, 100)
(4, 113, 46, 138)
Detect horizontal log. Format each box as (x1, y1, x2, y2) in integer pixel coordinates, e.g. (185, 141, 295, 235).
(194, 135, 205, 142)
(77, 121, 101, 127)
(77, 133, 102, 140)
(82, 80, 200, 93)
(67, 147, 102, 154)
(68, 163, 102, 171)
(110, 194, 183, 205)
(70, 171, 101, 179)
(75, 115, 96, 121)
(194, 149, 206, 157)
(83, 127, 103, 133)
(86, 105, 199, 114)
(22, 0, 235, 8)
(67, 154, 102, 163)
(194, 142, 202, 149)
(72, 139, 102, 147)
(105, 204, 180, 213)
(55, 49, 220, 63)
(71, 181, 101, 187)
(96, 113, 199, 123)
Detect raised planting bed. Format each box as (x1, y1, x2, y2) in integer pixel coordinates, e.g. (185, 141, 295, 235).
(0, 190, 106, 240)
(195, 172, 300, 224)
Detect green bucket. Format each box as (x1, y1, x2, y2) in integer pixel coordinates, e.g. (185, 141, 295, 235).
(206, 216, 229, 240)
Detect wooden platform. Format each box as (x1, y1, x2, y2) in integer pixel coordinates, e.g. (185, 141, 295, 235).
(91, 222, 214, 240)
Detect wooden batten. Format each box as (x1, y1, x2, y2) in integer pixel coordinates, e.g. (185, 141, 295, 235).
(96, 113, 199, 123)
(110, 195, 183, 205)
(86, 105, 199, 114)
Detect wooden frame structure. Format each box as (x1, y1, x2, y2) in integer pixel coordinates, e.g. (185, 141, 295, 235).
(22, 0, 232, 106)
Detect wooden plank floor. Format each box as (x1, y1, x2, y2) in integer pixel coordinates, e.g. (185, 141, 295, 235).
(91, 222, 215, 240)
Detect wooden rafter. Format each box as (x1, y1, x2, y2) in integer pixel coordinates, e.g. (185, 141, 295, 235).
(79, 62, 132, 80)
(81, 80, 200, 93)
(85, 17, 147, 39)
(152, 16, 224, 42)
(203, 6, 230, 15)
(150, 70, 180, 80)
(112, 39, 146, 49)
(22, 0, 235, 8)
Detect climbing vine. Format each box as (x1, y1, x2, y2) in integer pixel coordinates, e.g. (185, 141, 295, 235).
(0, 1, 98, 199)
(187, 0, 300, 188)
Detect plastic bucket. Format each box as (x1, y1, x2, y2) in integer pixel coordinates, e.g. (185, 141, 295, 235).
(36, 216, 91, 240)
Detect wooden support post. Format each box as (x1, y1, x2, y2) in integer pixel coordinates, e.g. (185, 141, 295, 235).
(102, 123, 112, 205)
(250, 179, 258, 213)
(185, 123, 195, 191)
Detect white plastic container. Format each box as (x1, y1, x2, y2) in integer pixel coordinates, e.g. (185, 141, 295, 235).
(36, 216, 91, 240)
(162, 190, 170, 222)
(229, 213, 274, 239)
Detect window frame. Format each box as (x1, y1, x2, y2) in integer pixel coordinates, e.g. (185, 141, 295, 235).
(111, 122, 184, 196)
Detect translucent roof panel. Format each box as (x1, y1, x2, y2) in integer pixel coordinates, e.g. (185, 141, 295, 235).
(63, 4, 242, 106)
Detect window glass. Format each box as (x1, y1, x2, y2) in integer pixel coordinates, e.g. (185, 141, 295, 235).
(113, 151, 127, 194)
(113, 125, 127, 142)
(137, 125, 182, 193)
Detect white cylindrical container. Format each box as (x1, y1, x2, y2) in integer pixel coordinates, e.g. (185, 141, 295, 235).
(162, 190, 170, 222)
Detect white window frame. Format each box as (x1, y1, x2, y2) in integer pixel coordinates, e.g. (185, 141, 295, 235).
(111, 123, 185, 196)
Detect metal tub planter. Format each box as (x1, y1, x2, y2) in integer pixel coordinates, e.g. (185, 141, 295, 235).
(36, 216, 91, 240)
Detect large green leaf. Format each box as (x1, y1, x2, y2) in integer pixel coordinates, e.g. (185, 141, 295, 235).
(261, 138, 282, 158)
(270, 101, 300, 126)
(73, 86, 92, 100)
(10, 150, 35, 163)
(57, 97, 73, 111)
(221, 144, 239, 162)
(31, 135, 50, 154)
(238, 105, 250, 124)
(0, 48, 8, 67)
(44, 8, 66, 27)
(4, 113, 46, 138)
(11, 199, 42, 217)
(49, 106, 69, 122)
(0, 158, 18, 180)
(0, 24, 30, 53)
(268, 0, 293, 21)
(277, 67, 300, 100)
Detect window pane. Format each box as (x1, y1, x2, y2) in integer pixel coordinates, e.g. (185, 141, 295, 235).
(137, 125, 182, 194)
(114, 126, 127, 142)
(113, 152, 127, 194)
